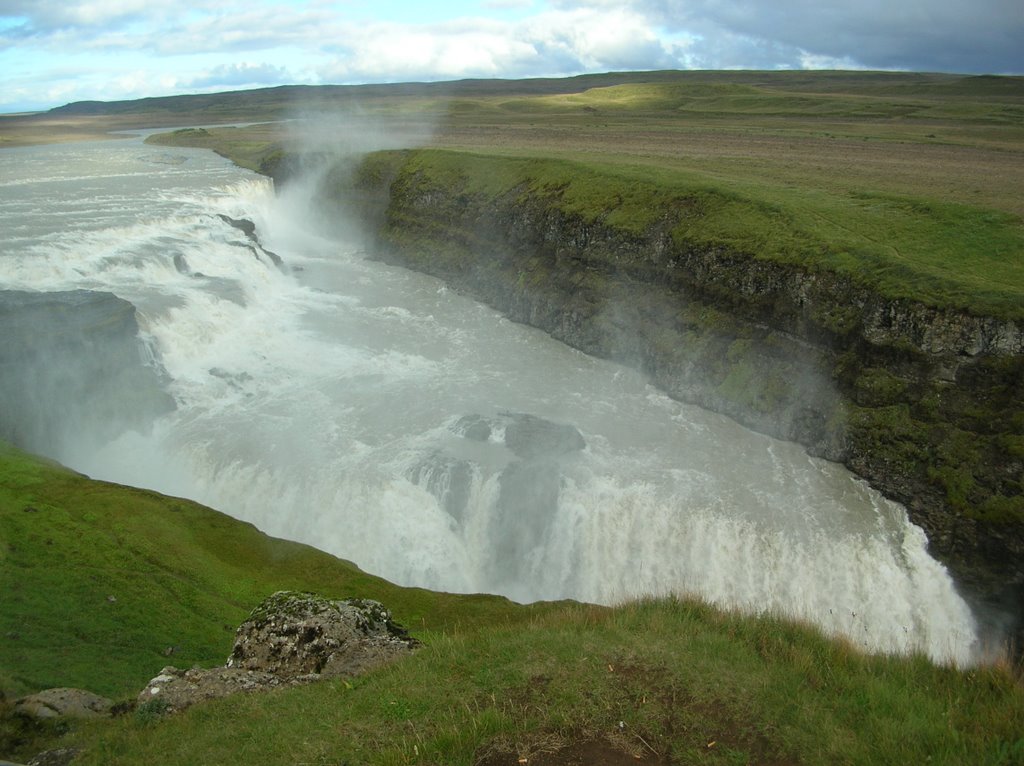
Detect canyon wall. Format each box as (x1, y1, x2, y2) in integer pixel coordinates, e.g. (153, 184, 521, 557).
(0, 289, 173, 461)
(280, 149, 1024, 618)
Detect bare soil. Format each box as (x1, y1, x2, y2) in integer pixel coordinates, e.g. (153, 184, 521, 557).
(432, 121, 1024, 218)
(475, 736, 669, 765)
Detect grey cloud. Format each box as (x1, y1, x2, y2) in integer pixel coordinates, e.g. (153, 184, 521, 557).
(638, 0, 1024, 73)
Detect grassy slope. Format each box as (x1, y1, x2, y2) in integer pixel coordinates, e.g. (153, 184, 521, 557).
(0, 442, 537, 700)
(2, 445, 1023, 765)
(377, 147, 1024, 318)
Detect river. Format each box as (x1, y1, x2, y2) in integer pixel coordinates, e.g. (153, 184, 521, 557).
(0, 134, 980, 664)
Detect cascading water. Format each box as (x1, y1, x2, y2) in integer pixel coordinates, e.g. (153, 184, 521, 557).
(0, 136, 981, 665)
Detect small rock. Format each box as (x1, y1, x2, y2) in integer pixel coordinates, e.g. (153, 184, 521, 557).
(27, 748, 78, 766)
(136, 666, 289, 713)
(501, 412, 586, 459)
(134, 592, 418, 715)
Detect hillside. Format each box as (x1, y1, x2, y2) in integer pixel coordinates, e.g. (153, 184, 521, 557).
(2, 444, 1023, 765)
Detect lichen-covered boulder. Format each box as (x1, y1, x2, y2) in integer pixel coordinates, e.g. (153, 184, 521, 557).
(226, 591, 418, 680)
(14, 688, 112, 720)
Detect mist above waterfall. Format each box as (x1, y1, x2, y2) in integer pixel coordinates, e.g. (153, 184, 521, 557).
(268, 105, 440, 244)
(0, 134, 989, 666)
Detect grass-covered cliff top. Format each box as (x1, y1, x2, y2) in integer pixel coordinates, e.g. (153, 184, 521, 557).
(2, 443, 1024, 765)
(133, 70, 1024, 320)
(373, 147, 1024, 319)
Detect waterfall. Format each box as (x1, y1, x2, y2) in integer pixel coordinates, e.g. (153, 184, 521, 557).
(0, 137, 982, 665)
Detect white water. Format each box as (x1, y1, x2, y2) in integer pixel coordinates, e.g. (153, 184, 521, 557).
(0, 137, 980, 664)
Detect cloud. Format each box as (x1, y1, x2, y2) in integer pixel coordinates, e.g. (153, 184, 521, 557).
(481, 0, 535, 9)
(635, 0, 1024, 74)
(0, 0, 184, 35)
(182, 62, 298, 89)
(150, 6, 339, 56)
(321, 7, 678, 82)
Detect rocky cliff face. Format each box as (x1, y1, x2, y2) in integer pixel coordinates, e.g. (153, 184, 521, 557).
(271, 150, 1023, 630)
(0, 290, 174, 461)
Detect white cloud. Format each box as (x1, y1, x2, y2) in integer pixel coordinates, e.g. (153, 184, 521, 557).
(0, 0, 187, 33)
(183, 62, 298, 89)
(150, 6, 339, 56)
(481, 0, 534, 9)
(322, 8, 678, 82)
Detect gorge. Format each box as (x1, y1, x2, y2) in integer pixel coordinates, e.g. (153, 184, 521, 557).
(4, 73, 1024, 671)
(265, 145, 1024, 641)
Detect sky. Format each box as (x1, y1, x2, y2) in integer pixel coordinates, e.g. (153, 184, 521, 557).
(0, 0, 1021, 112)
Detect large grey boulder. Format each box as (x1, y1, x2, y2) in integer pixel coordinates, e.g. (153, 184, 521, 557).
(227, 591, 417, 679)
(138, 592, 418, 714)
(14, 688, 112, 720)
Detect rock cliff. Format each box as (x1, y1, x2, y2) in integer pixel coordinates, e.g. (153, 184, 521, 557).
(271, 149, 1023, 632)
(0, 290, 174, 461)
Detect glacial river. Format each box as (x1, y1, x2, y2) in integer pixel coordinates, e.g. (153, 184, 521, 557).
(0, 134, 981, 663)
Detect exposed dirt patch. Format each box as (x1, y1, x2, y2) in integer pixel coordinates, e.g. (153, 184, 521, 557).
(475, 735, 668, 766)
(433, 122, 1024, 218)
(474, 655, 799, 766)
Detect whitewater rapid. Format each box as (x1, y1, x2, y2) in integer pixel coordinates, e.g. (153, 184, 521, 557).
(0, 136, 981, 664)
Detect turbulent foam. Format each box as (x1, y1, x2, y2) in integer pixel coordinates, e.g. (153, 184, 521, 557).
(0, 138, 983, 665)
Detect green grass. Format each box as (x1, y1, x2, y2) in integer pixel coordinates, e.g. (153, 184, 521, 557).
(143, 68, 1024, 319)
(64, 601, 1024, 766)
(2, 444, 1024, 765)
